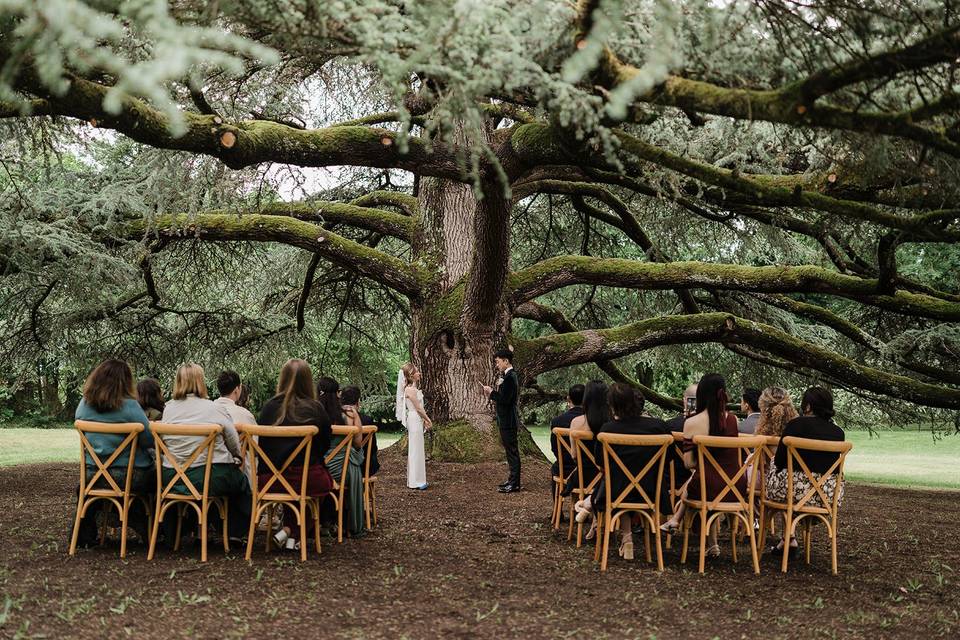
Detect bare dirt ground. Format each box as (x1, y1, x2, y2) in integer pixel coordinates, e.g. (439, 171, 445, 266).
(1, 450, 958, 639)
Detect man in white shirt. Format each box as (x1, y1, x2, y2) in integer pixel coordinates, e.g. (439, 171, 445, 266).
(214, 370, 257, 428)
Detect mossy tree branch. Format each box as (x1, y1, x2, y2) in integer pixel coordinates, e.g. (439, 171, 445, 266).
(515, 312, 960, 409)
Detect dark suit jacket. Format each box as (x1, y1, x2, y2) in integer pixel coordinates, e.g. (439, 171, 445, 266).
(489, 368, 520, 430)
(550, 406, 583, 476)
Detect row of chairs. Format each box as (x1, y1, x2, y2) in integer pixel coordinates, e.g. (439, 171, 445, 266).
(551, 429, 852, 574)
(69, 421, 380, 562)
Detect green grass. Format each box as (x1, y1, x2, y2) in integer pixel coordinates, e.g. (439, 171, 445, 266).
(527, 426, 960, 491)
(2, 427, 958, 490)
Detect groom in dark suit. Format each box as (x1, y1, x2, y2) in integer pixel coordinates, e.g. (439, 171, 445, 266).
(481, 349, 521, 493)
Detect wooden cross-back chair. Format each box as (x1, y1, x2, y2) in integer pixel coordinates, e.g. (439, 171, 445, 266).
(360, 425, 379, 530)
(146, 423, 228, 562)
(680, 434, 763, 575)
(665, 431, 687, 549)
(595, 433, 673, 571)
(70, 421, 152, 558)
(760, 436, 853, 575)
(550, 427, 576, 531)
(324, 425, 361, 543)
(752, 435, 780, 538)
(236, 424, 322, 561)
(569, 430, 602, 548)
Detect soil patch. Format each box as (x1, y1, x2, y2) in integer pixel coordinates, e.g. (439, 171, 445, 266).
(1, 450, 958, 639)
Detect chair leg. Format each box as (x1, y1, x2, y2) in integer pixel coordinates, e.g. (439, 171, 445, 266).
(747, 516, 760, 575)
(566, 499, 575, 542)
(300, 501, 308, 562)
(265, 504, 273, 552)
(148, 498, 163, 561)
(200, 501, 208, 563)
(830, 523, 839, 575)
(654, 515, 664, 571)
(174, 505, 184, 551)
(69, 494, 86, 556)
(600, 512, 612, 572)
(729, 515, 738, 563)
(120, 495, 130, 559)
(371, 485, 377, 527)
(781, 512, 793, 573)
(698, 512, 707, 574)
(337, 490, 345, 544)
(245, 502, 258, 561)
(680, 510, 691, 564)
(313, 500, 322, 554)
(804, 519, 812, 565)
(593, 515, 603, 563)
(643, 519, 652, 563)
(222, 499, 230, 554)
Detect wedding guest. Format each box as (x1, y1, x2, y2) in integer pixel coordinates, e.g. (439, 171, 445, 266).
(739, 388, 761, 434)
(550, 383, 584, 478)
(136, 377, 166, 422)
(317, 376, 365, 537)
(258, 359, 333, 551)
(341, 385, 379, 476)
(570, 381, 610, 535)
(160, 363, 250, 541)
(214, 370, 257, 427)
(660, 373, 745, 557)
(73, 359, 155, 546)
(755, 386, 799, 437)
(766, 386, 846, 555)
(591, 383, 673, 560)
(236, 383, 251, 409)
(666, 383, 698, 432)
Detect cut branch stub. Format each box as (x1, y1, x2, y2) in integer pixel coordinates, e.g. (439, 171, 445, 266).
(220, 131, 237, 148)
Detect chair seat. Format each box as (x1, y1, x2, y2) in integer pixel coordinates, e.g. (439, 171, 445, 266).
(86, 488, 126, 498)
(364, 476, 377, 483)
(762, 499, 830, 515)
(260, 493, 320, 502)
(683, 499, 748, 512)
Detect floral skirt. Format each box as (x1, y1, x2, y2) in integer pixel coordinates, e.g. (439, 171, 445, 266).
(765, 465, 844, 509)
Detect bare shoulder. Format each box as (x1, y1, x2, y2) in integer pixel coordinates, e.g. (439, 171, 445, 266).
(570, 415, 587, 430)
(682, 411, 708, 437)
(404, 386, 418, 399)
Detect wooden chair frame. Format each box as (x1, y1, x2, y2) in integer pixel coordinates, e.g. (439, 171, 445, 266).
(360, 425, 379, 530)
(69, 421, 152, 558)
(665, 431, 687, 549)
(595, 433, 673, 571)
(569, 430, 602, 547)
(680, 434, 763, 574)
(324, 425, 361, 543)
(760, 436, 852, 575)
(236, 424, 322, 561)
(550, 427, 576, 531)
(147, 423, 229, 562)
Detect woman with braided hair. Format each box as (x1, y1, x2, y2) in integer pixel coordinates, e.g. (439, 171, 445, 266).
(755, 386, 799, 437)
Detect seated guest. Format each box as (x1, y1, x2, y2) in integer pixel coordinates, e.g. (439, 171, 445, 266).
(570, 381, 610, 536)
(74, 359, 155, 545)
(214, 370, 257, 427)
(317, 376, 365, 537)
(590, 383, 673, 560)
(755, 386, 799, 437)
(550, 383, 585, 478)
(258, 359, 333, 551)
(766, 386, 845, 555)
(236, 383, 251, 409)
(666, 383, 698, 432)
(136, 377, 166, 422)
(738, 388, 761, 434)
(160, 363, 250, 541)
(341, 385, 379, 476)
(660, 373, 745, 558)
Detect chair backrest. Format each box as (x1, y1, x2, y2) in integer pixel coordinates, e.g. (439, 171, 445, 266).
(668, 431, 685, 504)
(782, 436, 853, 513)
(237, 424, 318, 501)
(360, 425, 378, 479)
(326, 425, 361, 485)
(691, 434, 765, 511)
(552, 427, 575, 481)
(150, 422, 222, 501)
(597, 433, 673, 511)
(74, 420, 144, 496)
(569, 430, 601, 495)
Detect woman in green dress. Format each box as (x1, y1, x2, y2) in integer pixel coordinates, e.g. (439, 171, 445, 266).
(317, 376, 365, 537)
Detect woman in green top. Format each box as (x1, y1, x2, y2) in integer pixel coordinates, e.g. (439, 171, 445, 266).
(73, 359, 155, 546)
(317, 376, 365, 537)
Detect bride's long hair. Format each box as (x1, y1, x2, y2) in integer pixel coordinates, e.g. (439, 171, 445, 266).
(401, 362, 418, 388)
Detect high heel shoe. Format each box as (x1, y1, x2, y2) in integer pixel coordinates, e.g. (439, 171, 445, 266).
(619, 537, 635, 560)
(706, 544, 721, 558)
(574, 500, 591, 524)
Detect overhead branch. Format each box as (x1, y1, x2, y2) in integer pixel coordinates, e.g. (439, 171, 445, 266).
(514, 300, 681, 411)
(247, 200, 414, 240)
(124, 213, 427, 300)
(514, 312, 960, 409)
(15, 71, 467, 178)
(349, 191, 420, 217)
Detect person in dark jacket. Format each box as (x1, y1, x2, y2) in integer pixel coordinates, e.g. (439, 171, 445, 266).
(550, 384, 585, 478)
(482, 349, 522, 493)
(258, 359, 333, 551)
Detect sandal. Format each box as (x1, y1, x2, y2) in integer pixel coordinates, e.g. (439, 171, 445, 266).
(660, 522, 681, 536)
(619, 536, 635, 560)
(706, 544, 721, 558)
(584, 520, 597, 541)
(574, 500, 592, 524)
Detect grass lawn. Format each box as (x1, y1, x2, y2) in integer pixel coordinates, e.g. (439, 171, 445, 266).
(2, 426, 957, 489)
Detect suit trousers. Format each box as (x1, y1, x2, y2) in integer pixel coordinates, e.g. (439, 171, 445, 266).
(499, 427, 521, 484)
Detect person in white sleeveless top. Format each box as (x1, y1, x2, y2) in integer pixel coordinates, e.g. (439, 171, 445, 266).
(396, 363, 432, 490)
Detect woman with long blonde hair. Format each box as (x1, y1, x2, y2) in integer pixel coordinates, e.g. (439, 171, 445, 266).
(396, 362, 432, 490)
(755, 386, 799, 437)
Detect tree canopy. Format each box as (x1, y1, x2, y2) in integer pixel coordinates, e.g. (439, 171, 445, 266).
(1, 0, 958, 431)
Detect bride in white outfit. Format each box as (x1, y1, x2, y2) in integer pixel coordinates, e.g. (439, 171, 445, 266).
(396, 363, 432, 490)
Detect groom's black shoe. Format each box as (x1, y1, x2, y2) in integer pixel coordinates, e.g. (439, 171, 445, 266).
(498, 483, 521, 494)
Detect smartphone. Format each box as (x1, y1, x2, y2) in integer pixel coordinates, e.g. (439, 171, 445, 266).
(685, 396, 696, 415)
